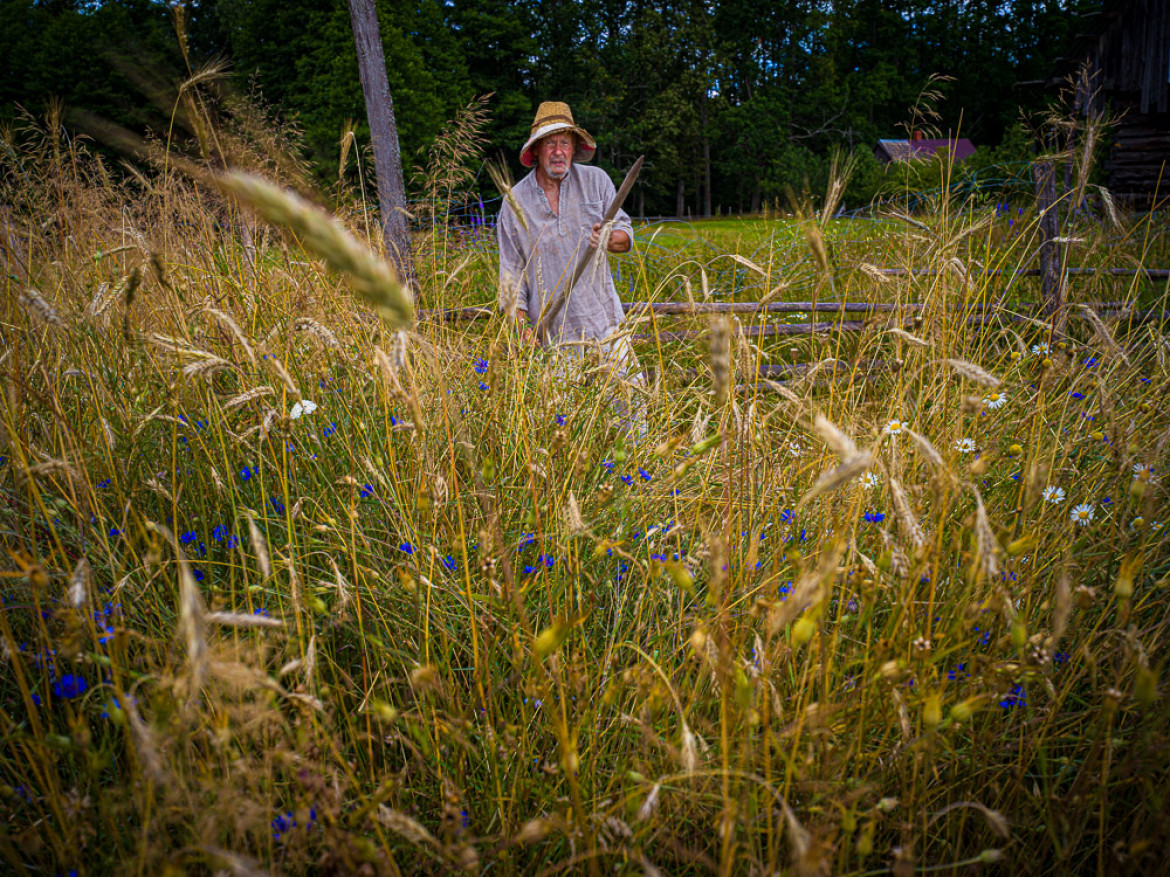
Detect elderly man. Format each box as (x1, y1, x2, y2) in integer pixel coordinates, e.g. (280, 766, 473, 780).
(497, 101, 634, 348)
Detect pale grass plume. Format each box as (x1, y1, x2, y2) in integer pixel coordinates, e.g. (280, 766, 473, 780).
(124, 694, 165, 784)
(680, 722, 700, 773)
(563, 490, 586, 535)
(905, 428, 946, 472)
(929, 801, 1010, 839)
(728, 253, 766, 276)
(1077, 305, 1129, 364)
(887, 327, 929, 347)
(204, 307, 256, 364)
(293, 316, 342, 350)
(214, 171, 414, 329)
(263, 354, 301, 399)
(204, 611, 283, 629)
(19, 287, 62, 326)
(858, 262, 892, 283)
(636, 782, 662, 823)
(182, 355, 235, 380)
(812, 412, 858, 457)
(798, 452, 873, 510)
(709, 315, 732, 407)
(246, 516, 271, 579)
(377, 805, 438, 848)
(971, 486, 1000, 579)
(225, 386, 275, 409)
(944, 358, 1001, 388)
(68, 557, 90, 608)
(889, 478, 926, 549)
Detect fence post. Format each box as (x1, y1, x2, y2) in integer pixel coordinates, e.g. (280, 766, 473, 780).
(1032, 161, 1066, 331)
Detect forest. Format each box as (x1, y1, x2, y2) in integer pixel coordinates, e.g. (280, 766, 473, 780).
(1, 0, 1098, 213)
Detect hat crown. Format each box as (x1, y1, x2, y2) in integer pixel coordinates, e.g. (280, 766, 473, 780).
(530, 101, 576, 136)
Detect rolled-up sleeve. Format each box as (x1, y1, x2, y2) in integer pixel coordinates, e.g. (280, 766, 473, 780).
(497, 201, 529, 316)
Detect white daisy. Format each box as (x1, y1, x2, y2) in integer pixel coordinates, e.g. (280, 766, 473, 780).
(1031, 342, 1050, 356)
(1070, 503, 1095, 526)
(859, 472, 879, 490)
(982, 392, 1008, 409)
(289, 399, 319, 419)
(787, 440, 803, 458)
(1132, 463, 1157, 483)
(1042, 486, 1065, 504)
(883, 418, 907, 436)
(954, 438, 976, 454)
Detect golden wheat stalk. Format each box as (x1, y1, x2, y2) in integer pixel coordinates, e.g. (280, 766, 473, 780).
(214, 171, 414, 329)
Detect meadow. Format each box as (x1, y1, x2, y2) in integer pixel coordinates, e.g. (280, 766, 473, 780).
(1, 102, 1169, 876)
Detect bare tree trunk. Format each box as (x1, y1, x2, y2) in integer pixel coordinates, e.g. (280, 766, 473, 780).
(1032, 161, 1066, 331)
(701, 101, 711, 218)
(676, 179, 684, 219)
(347, 0, 414, 283)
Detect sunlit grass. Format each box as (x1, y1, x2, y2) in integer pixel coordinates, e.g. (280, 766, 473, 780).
(1, 106, 1168, 875)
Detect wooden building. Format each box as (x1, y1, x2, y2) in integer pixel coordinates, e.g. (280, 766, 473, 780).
(1066, 0, 1170, 206)
(874, 133, 976, 165)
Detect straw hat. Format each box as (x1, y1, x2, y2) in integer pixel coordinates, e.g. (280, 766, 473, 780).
(519, 101, 596, 168)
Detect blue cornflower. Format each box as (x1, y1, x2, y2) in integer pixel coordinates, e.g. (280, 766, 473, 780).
(239, 466, 254, 481)
(192, 568, 205, 582)
(109, 527, 122, 537)
(474, 358, 488, 374)
(555, 414, 567, 426)
(269, 497, 285, 515)
(359, 484, 374, 498)
(323, 422, 337, 437)
(999, 685, 1026, 709)
(254, 607, 271, 618)
(398, 542, 415, 555)
(518, 533, 536, 549)
(620, 474, 634, 485)
(1054, 651, 1069, 666)
(601, 460, 614, 471)
(863, 511, 885, 524)
(1070, 391, 1085, 400)
(53, 674, 88, 700)
(179, 530, 196, 544)
(225, 535, 240, 549)
(212, 525, 228, 542)
(478, 381, 489, 391)
(97, 478, 111, 488)
(638, 467, 652, 481)
(1083, 356, 1099, 369)
(947, 663, 967, 681)
(441, 555, 457, 571)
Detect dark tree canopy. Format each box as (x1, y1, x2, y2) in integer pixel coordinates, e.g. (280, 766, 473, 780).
(0, 0, 1098, 213)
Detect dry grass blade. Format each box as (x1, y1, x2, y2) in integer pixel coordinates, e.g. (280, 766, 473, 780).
(812, 413, 857, 457)
(798, 452, 873, 509)
(18, 288, 63, 326)
(246, 516, 271, 579)
(970, 486, 1000, 579)
(214, 171, 414, 329)
(905, 428, 945, 472)
(377, 805, 438, 848)
(728, 253, 766, 276)
(204, 307, 257, 364)
(203, 611, 284, 629)
(1077, 305, 1129, 364)
(124, 695, 165, 784)
(887, 327, 929, 347)
(944, 358, 1001, 388)
(890, 478, 926, 549)
(225, 386, 275, 408)
(929, 801, 1010, 838)
(68, 557, 90, 608)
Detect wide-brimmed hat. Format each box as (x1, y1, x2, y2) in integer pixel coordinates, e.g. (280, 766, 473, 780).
(519, 101, 596, 168)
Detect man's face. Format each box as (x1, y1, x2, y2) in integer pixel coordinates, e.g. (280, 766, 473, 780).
(536, 132, 575, 181)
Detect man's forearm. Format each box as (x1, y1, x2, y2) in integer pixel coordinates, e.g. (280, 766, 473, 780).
(608, 230, 631, 253)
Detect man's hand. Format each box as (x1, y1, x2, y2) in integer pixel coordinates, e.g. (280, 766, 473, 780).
(590, 224, 631, 253)
(514, 311, 538, 345)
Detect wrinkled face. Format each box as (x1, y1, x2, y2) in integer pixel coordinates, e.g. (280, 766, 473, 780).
(536, 132, 575, 181)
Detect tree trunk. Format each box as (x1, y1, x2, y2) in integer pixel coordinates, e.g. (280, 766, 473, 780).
(701, 103, 711, 218)
(676, 179, 685, 219)
(347, 0, 414, 283)
(1032, 161, 1065, 330)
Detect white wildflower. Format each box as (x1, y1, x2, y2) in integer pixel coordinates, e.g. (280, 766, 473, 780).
(1132, 463, 1156, 483)
(1070, 503, 1094, 526)
(882, 418, 907, 436)
(1042, 486, 1065, 504)
(955, 438, 976, 454)
(982, 392, 1008, 410)
(289, 399, 318, 420)
(859, 472, 879, 490)
(1031, 342, 1050, 356)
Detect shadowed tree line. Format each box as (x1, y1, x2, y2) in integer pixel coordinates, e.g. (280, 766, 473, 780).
(1, 0, 1098, 213)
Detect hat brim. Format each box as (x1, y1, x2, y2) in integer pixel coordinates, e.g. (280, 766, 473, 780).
(520, 122, 596, 168)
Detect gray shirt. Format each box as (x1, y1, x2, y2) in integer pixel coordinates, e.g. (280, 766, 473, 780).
(497, 163, 634, 344)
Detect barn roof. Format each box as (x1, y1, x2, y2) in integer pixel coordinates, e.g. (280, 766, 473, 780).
(875, 138, 977, 164)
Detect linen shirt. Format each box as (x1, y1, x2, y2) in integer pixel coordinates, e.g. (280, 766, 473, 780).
(497, 163, 634, 344)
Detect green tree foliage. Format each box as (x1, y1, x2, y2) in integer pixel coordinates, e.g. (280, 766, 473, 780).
(1, 0, 1100, 212)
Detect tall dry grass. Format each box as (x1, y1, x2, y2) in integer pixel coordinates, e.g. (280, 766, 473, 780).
(0, 91, 1168, 876)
